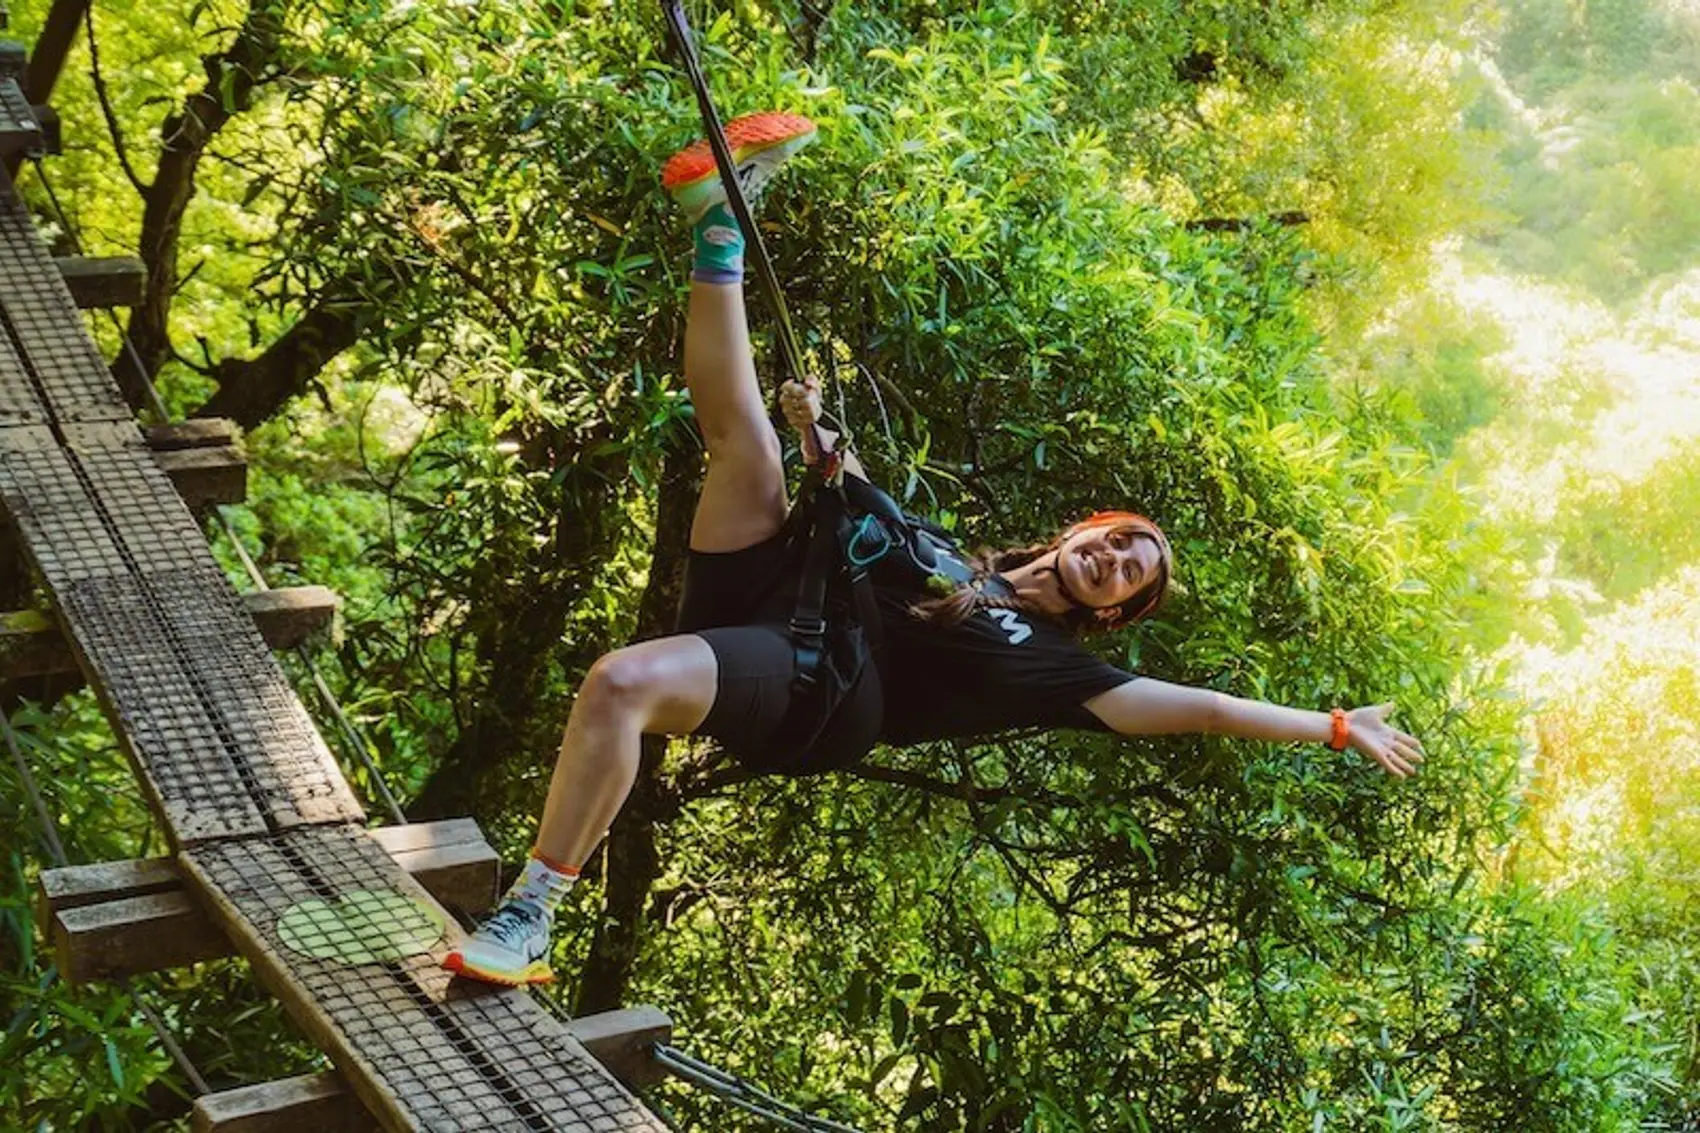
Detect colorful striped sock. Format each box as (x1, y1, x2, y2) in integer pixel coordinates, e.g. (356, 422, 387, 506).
(691, 201, 745, 283)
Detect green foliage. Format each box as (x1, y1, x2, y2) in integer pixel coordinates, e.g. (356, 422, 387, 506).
(1475, 0, 1700, 301)
(3, 0, 1692, 1127)
(0, 699, 319, 1129)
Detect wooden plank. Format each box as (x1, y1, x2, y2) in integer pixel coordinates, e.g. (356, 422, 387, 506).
(191, 1072, 377, 1133)
(144, 418, 239, 452)
(151, 444, 246, 509)
(367, 820, 495, 913)
(180, 833, 522, 1130)
(34, 855, 179, 941)
(53, 891, 232, 982)
(366, 818, 484, 856)
(0, 585, 338, 679)
(386, 841, 499, 915)
(190, 1010, 674, 1130)
(54, 255, 146, 308)
(40, 820, 497, 984)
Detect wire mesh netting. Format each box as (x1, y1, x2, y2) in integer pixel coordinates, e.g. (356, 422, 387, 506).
(0, 432, 362, 840)
(185, 826, 667, 1132)
(0, 180, 129, 423)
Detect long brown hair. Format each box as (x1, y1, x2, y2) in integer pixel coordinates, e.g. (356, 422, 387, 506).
(910, 511, 1172, 635)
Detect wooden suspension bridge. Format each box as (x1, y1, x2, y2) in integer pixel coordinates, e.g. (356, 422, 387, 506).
(2, 17, 678, 1133)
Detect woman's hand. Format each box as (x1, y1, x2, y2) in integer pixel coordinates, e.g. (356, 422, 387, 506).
(1347, 703, 1425, 778)
(779, 377, 822, 433)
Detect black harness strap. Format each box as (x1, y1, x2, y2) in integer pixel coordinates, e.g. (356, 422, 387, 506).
(787, 475, 840, 694)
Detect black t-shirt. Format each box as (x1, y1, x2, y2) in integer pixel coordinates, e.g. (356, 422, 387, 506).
(868, 535, 1138, 746)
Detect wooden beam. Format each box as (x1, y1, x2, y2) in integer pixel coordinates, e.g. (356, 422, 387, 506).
(564, 1004, 675, 1089)
(189, 1008, 674, 1130)
(145, 417, 238, 451)
(146, 418, 246, 508)
(193, 1073, 375, 1133)
(191, 1073, 375, 1133)
(54, 255, 146, 308)
(0, 585, 337, 680)
(38, 820, 497, 984)
(152, 444, 246, 510)
(369, 818, 498, 915)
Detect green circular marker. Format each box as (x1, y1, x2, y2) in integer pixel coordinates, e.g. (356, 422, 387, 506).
(277, 888, 445, 965)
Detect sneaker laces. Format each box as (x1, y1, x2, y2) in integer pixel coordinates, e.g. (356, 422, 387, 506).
(479, 901, 542, 949)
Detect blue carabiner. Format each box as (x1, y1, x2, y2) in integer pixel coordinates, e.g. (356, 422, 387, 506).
(846, 513, 893, 568)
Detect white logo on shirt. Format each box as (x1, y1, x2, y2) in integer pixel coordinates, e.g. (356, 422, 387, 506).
(988, 608, 1033, 645)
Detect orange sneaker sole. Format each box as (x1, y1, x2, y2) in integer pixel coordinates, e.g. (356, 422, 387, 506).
(442, 950, 555, 988)
(661, 111, 818, 191)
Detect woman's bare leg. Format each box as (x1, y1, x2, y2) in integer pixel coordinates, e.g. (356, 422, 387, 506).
(684, 279, 790, 553)
(533, 634, 718, 868)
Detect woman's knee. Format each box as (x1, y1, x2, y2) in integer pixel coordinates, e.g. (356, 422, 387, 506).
(700, 416, 782, 473)
(578, 649, 664, 719)
(574, 639, 717, 733)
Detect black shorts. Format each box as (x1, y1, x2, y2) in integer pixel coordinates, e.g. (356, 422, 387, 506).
(676, 531, 881, 775)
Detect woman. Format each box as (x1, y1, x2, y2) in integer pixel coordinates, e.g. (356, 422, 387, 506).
(445, 112, 1424, 987)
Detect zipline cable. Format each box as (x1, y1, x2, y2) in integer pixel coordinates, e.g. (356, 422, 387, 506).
(652, 1043, 864, 1133)
(658, 0, 830, 466)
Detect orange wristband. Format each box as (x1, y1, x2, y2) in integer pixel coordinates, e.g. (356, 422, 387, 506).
(1328, 708, 1350, 751)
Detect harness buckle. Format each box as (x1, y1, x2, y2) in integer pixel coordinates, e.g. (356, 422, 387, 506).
(789, 616, 828, 640)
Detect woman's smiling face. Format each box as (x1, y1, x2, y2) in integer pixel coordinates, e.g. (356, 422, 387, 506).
(1057, 523, 1162, 615)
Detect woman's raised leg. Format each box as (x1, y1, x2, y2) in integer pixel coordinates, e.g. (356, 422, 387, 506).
(661, 111, 817, 552)
(683, 278, 789, 552)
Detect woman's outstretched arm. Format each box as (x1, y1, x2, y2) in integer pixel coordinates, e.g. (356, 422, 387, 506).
(1083, 678, 1424, 778)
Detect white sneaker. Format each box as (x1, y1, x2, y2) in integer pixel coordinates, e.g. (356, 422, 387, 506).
(443, 899, 553, 986)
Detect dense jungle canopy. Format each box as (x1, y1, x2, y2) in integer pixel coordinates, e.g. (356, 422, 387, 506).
(3, 0, 1698, 1128)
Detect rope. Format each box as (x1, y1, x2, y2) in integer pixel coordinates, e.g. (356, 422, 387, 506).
(651, 1044, 865, 1133)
